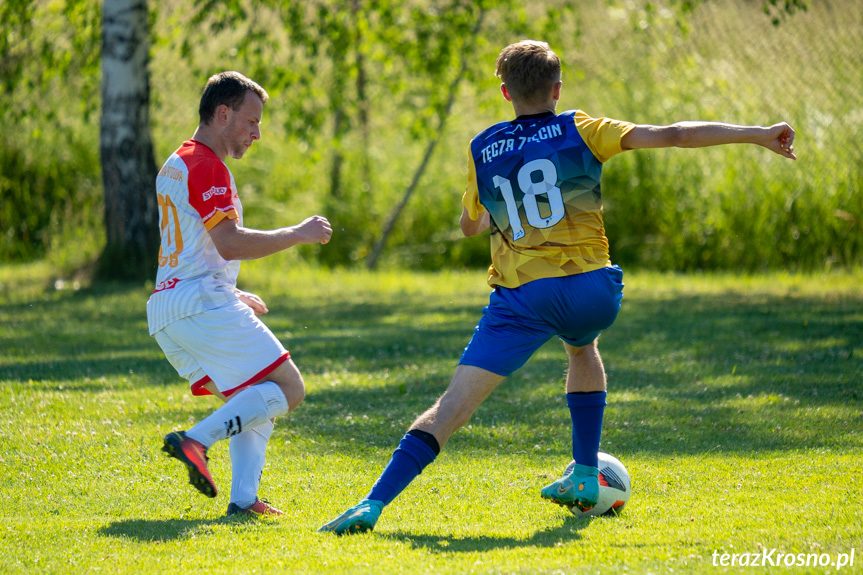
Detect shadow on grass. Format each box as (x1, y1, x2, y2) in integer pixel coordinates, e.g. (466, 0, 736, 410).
(385, 515, 591, 553)
(279, 286, 861, 456)
(0, 281, 478, 384)
(98, 515, 257, 542)
(3, 278, 861, 457)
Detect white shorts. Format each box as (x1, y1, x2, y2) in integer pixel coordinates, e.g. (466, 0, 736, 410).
(153, 300, 289, 398)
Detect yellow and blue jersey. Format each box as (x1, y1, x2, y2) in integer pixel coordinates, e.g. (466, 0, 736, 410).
(463, 110, 635, 288)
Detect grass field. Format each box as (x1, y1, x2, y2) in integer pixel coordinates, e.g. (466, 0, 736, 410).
(1, 263, 861, 573)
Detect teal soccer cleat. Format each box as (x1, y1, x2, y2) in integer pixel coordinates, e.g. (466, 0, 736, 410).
(540, 461, 599, 512)
(318, 500, 384, 535)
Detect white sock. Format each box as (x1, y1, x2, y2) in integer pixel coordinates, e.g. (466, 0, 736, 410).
(230, 418, 275, 509)
(186, 382, 288, 448)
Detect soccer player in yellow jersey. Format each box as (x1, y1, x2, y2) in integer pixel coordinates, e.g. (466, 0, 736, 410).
(320, 40, 796, 534)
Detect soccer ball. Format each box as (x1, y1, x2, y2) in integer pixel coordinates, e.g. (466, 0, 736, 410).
(569, 451, 631, 517)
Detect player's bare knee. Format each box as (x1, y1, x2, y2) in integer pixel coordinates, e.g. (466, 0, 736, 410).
(262, 359, 306, 411)
(275, 376, 304, 411)
(287, 379, 306, 410)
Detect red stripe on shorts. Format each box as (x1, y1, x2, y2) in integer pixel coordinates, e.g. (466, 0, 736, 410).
(190, 351, 291, 398)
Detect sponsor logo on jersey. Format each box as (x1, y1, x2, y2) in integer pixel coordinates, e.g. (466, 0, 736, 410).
(153, 278, 181, 293)
(202, 186, 229, 201)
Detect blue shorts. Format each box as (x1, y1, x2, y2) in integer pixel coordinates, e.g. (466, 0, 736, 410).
(459, 265, 624, 376)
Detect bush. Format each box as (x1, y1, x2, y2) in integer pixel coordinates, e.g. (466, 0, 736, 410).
(0, 132, 103, 272)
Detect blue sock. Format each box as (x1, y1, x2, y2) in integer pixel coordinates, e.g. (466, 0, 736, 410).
(567, 391, 607, 469)
(365, 432, 438, 506)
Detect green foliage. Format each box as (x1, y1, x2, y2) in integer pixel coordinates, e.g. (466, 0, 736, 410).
(763, 0, 808, 26)
(0, 0, 860, 274)
(170, 0, 579, 268)
(0, 0, 100, 121)
(0, 266, 861, 572)
(568, 0, 860, 271)
(192, 0, 860, 272)
(0, 133, 103, 270)
(0, 0, 103, 269)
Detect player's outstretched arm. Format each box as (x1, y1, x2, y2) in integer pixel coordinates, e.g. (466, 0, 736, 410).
(209, 215, 332, 261)
(621, 121, 796, 160)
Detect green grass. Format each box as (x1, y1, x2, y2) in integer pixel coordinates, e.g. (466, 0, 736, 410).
(1, 264, 861, 573)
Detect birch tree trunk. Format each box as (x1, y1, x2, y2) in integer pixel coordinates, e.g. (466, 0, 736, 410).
(98, 0, 158, 281)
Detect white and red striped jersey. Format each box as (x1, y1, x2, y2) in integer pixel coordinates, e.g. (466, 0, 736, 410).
(147, 140, 243, 335)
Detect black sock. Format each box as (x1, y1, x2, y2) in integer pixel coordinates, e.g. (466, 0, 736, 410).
(407, 428, 441, 455)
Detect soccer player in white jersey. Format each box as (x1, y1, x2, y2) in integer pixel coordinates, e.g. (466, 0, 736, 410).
(147, 71, 332, 516)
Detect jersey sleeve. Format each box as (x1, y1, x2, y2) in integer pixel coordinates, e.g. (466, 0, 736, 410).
(574, 110, 636, 163)
(461, 142, 486, 220)
(187, 159, 239, 231)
